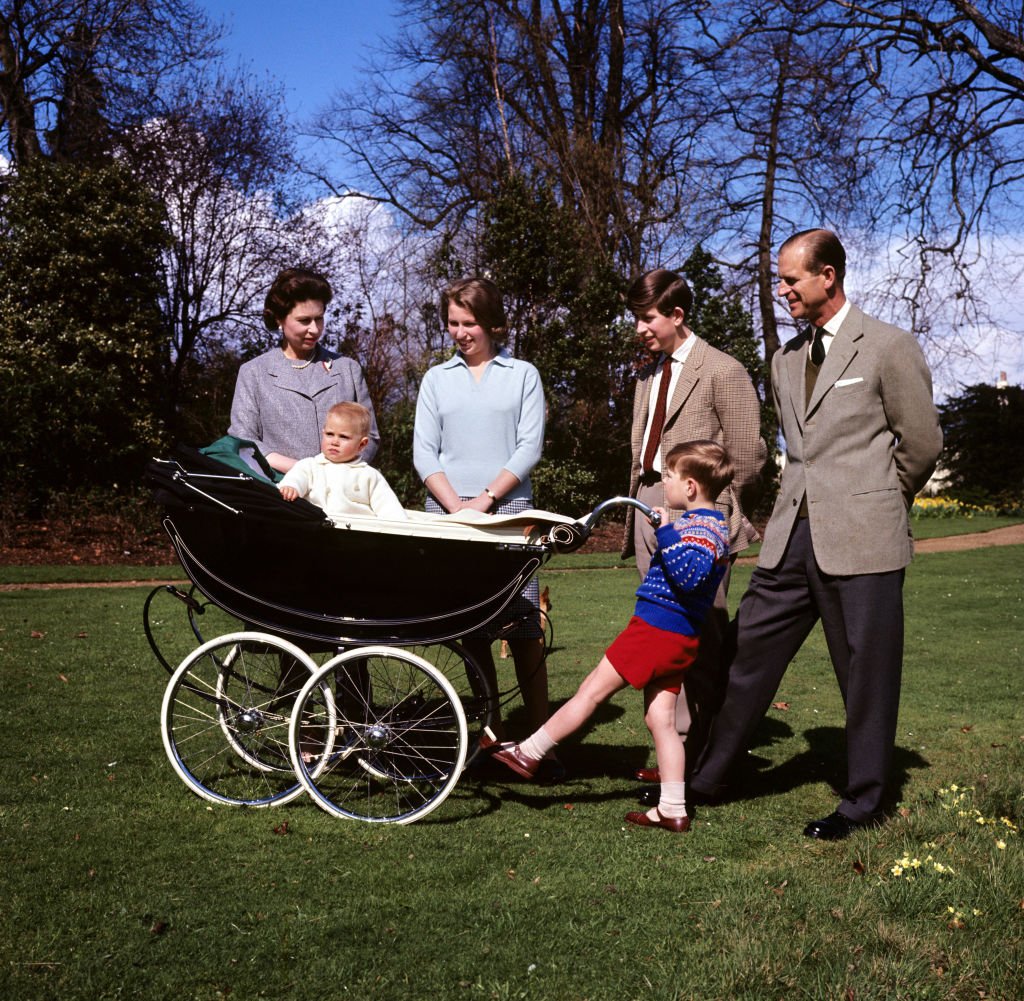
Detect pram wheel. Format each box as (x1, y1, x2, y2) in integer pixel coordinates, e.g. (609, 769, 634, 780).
(161, 632, 329, 808)
(290, 646, 468, 825)
(406, 641, 496, 766)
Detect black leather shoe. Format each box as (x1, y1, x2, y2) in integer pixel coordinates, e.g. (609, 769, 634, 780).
(803, 810, 881, 841)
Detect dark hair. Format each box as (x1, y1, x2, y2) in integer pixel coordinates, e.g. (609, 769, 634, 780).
(441, 277, 507, 340)
(262, 268, 333, 331)
(326, 401, 371, 438)
(664, 440, 734, 499)
(626, 268, 693, 318)
(780, 229, 847, 284)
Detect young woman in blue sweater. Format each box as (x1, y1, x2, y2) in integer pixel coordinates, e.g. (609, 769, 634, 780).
(493, 440, 733, 831)
(412, 278, 552, 764)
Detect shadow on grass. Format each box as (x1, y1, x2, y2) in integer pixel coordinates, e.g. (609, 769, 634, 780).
(723, 721, 929, 814)
(459, 698, 668, 813)
(460, 698, 930, 821)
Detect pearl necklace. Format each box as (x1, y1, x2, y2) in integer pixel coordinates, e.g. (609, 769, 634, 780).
(289, 348, 317, 370)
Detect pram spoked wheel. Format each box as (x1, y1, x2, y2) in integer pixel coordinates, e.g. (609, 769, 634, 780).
(406, 641, 495, 766)
(290, 646, 468, 825)
(161, 632, 332, 808)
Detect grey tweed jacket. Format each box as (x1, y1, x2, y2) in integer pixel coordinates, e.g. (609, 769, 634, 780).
(228, 347, 380, 463)
(759, 304, 942, 575)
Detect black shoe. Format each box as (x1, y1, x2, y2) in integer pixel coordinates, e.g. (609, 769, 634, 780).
(803, 810, 881, 841)
(637, 785, 659, 807)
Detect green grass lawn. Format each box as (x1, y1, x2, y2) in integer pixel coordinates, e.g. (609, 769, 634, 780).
(0, 542, 1021, 999)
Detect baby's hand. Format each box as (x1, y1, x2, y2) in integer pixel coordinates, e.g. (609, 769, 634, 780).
(279, 486, 298, 502)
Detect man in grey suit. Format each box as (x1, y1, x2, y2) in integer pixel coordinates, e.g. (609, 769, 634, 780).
(622, 269, 766, 784)
(689, 229, 943, 839)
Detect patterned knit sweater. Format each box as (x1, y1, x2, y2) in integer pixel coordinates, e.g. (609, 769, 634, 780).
(634, 508, 731, 636)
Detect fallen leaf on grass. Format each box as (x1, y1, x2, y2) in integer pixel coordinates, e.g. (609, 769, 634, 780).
(960, 725, 973, 733)
(898, 807, 911, 818)
(771, 701, 790, 710)
(31, 630, 45, 639)
(58, 674, 69, 683)
(75, 631, 88, 639)
(273, 820, 289, 835)
(149, 920, 168, 936)
(852, 860, 865, 876)
(563, 803, 574, 810)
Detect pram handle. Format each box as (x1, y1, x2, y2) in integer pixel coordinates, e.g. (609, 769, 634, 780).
(576, 496, 662, 535)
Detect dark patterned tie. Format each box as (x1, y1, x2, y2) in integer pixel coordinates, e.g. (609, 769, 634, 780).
(642, 357, 673, 473)
(810, 326, 826, 366)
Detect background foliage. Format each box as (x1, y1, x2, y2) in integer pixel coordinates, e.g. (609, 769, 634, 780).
(0, 160, 168, 511)
(1, 1, 1022, 519)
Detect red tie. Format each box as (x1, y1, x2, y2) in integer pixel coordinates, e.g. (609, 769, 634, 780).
(642, 357, 673, 473)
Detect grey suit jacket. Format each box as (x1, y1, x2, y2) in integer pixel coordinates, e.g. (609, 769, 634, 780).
(759, 304, 942, 575)
(623, 336, 766, 556)
(229, 347, 380, 463)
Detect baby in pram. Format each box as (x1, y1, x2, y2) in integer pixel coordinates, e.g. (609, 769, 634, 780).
(278, 402, 407, 521)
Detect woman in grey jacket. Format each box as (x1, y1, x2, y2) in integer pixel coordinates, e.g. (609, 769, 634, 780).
(229, 268, 379, 472)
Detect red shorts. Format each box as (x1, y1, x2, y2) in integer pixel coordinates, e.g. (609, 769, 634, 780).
(605, 616, 700, 694)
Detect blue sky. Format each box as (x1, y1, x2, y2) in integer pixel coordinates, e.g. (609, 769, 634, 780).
(200, 0, 401, 168)
(195, 1, 1019, 391)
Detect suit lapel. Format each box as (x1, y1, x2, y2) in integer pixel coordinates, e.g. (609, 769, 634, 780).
(664, 336, 703, 424)
(782, 336, 808, 433)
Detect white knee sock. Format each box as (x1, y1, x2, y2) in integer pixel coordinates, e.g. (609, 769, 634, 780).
(519, 726, 557, 761)
(657, 781, 687, 819)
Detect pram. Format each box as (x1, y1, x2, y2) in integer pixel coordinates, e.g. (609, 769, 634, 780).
(144, 446, 658, 825)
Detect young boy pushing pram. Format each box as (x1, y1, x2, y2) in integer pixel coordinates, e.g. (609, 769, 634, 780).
(492, 440, 733, 833)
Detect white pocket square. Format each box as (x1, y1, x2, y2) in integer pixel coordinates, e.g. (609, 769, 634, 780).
(835, 377, 863, 387)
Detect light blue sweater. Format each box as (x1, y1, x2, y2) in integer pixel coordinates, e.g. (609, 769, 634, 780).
(413, 349, 545, 500)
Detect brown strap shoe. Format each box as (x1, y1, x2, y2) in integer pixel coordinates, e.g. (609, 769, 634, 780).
(624, 809, 690, 833)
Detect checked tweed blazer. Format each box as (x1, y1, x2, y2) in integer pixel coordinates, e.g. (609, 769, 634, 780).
(623, 336, 766, 557)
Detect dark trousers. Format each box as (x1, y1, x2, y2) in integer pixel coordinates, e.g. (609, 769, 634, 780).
(690, 517, 905, 821)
